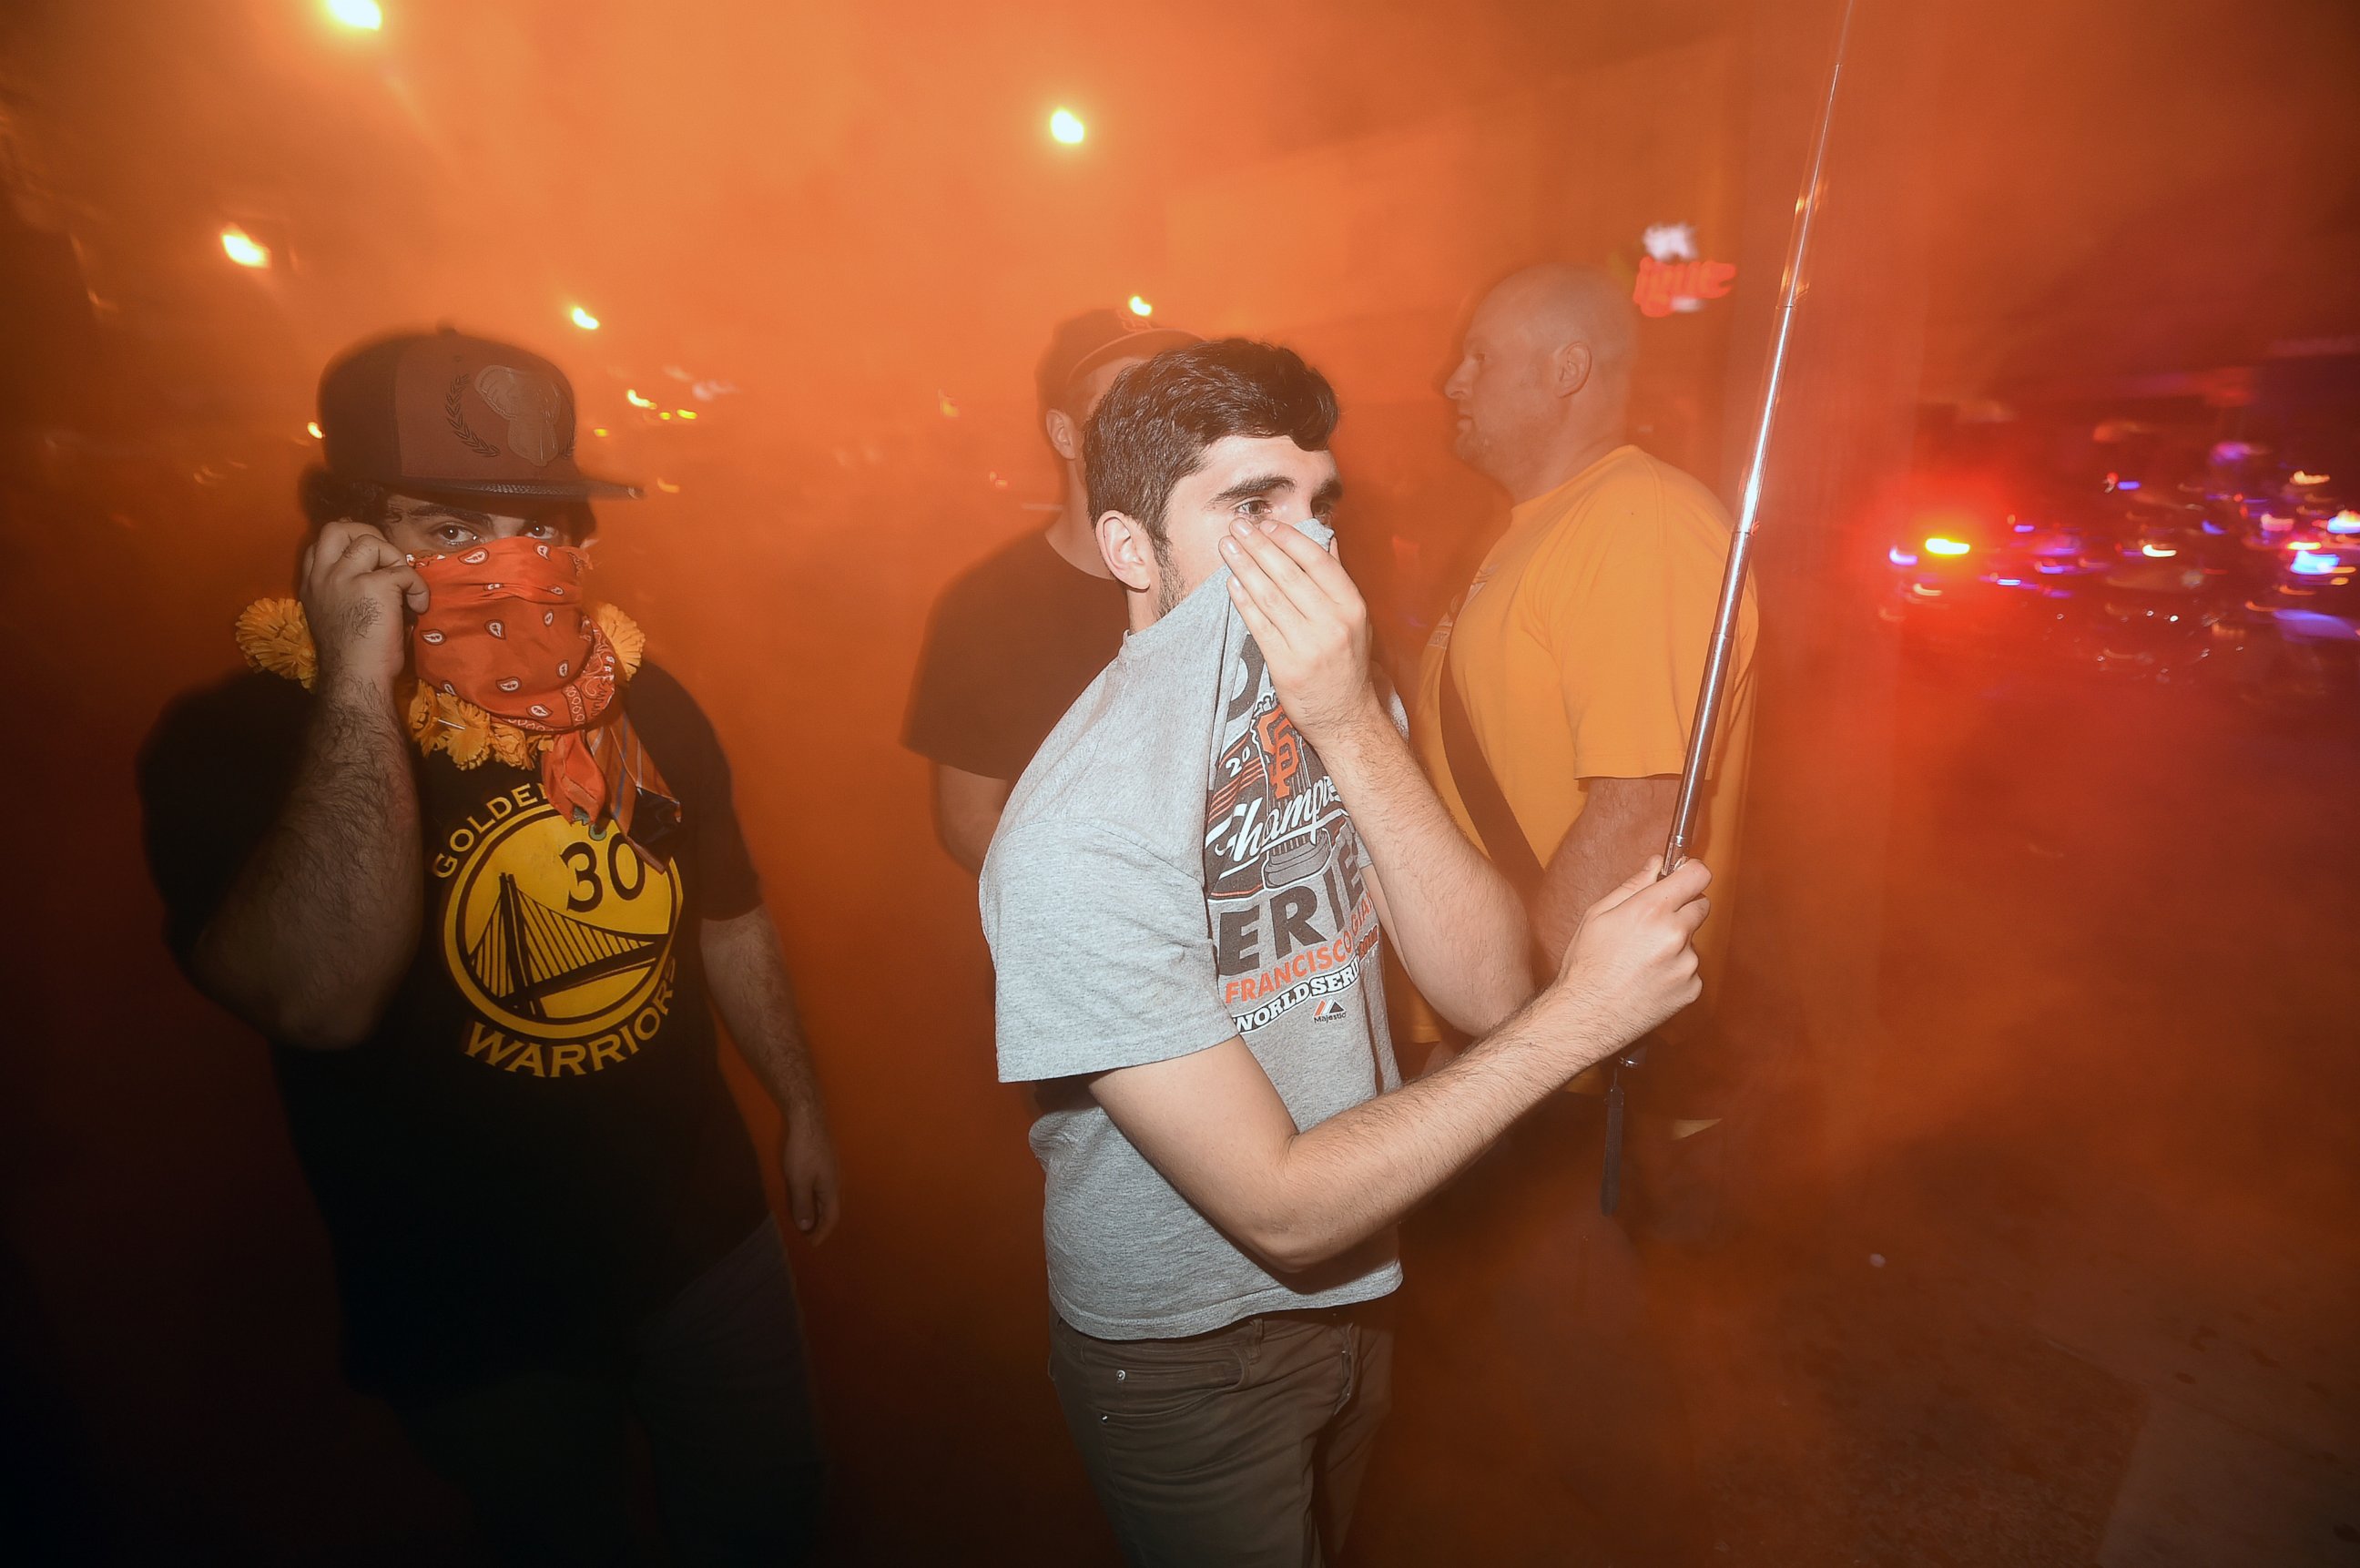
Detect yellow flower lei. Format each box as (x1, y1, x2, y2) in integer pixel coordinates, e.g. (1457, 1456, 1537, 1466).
(233, 596, 647, 770)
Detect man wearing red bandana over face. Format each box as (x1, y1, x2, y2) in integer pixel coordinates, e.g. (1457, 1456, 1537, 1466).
(410, 535, 676, 850)
(136, 330, 836, 1565)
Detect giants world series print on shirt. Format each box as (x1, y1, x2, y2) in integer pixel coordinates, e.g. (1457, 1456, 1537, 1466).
(1203, 634, 1380, 1035)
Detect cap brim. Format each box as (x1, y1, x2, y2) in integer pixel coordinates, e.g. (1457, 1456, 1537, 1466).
(406, 474, 644, 503)
(1064, 329, 1203, 392)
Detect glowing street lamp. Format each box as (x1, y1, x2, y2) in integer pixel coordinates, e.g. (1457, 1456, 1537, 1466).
(1049, 107, 1085, 146)
(1127, 295, 1153, 317)
(326, 0, 383, 29)
(219, 226, 270, 269)
(570, 305, 600, 331)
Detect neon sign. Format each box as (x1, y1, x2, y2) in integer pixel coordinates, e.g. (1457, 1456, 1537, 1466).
(1633, 223, 1735, 319)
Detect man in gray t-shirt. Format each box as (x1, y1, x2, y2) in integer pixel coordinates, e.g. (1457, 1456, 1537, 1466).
(994, 516, 1403, 1339)
(981, 341, 1714, 1567)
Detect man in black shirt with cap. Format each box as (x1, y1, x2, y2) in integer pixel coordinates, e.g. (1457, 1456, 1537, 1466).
(905, 306, 1199, 870)
(137, 329, 836, 1565)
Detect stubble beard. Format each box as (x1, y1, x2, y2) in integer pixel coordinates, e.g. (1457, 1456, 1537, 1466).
(1147, 529, 1187, 619)
(1454, 412, 1521, 489)
(1450, 412, 1483, 467)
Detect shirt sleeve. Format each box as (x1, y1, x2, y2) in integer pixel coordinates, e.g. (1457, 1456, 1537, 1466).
(626, 663, 763, 922)
(135, 673, 310, 967)
(982, 820, 1239, 1084)
(903, 571, 1023, 779)
(1534, 490, 1721, 781)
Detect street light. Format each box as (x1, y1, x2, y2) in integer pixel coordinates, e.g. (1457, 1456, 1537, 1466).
(326, 0, 383, 30)
(1049, 107, 1085, 146)
(570, 305, 600, 331)
(220, 226, 270, 269)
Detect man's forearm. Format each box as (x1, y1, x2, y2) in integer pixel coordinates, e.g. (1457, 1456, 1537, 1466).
(1532, 776, 1678, 955)
(191, 677, 422, 1047)
(1312, 698, 1530, 1033)
(1098, 989, 1617, 1276)
(701, 907, 828, 1125)
(1092, 853, 1708, 1276)
(1258, 986, 1615, 1268)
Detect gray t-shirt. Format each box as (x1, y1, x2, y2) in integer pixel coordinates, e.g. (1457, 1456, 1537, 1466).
(981, 535, 1403, 1340)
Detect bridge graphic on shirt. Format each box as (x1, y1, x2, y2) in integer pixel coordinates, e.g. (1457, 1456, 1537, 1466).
(461, 871, 666, 1021)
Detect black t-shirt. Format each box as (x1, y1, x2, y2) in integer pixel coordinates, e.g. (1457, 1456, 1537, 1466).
(904, 529, 1129, 781)
(136, 663, 770, 1399)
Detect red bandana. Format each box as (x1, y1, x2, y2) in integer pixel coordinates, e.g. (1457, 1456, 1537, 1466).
(412, 536, 675, 852)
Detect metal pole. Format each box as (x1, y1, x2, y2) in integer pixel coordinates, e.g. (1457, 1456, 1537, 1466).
(1663, 0, 1858, 875)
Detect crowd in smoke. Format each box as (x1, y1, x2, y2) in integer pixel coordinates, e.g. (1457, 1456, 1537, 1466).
(102, 249, 1764, 1563)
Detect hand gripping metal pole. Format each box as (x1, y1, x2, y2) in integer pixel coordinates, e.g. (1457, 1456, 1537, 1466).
(1661, 0, 1858, 877)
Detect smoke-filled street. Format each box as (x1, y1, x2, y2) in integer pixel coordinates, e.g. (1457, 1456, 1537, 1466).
(4, 1, 2356, 1563)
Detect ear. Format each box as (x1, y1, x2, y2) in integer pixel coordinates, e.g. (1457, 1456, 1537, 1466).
(1094, 511, 1158, 595)
(1044, 406, 1082, 463)
(1552, 340, 1595, 399)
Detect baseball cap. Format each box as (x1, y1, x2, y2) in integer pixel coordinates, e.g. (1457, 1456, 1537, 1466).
(1036, 307, 1201, 413)
(318, 328, 639, 501)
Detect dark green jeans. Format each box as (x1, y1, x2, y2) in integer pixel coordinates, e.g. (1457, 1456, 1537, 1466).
(1051, 1304, 1394, 1568)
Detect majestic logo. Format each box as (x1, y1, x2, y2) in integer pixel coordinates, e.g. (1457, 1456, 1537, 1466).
(436, 783, 684, 1074)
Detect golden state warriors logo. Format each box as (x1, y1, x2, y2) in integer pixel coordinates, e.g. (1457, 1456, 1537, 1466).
(435, 782, 684, 1076)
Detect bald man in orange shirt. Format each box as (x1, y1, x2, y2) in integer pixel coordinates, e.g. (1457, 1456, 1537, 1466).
(1399, 263, 1756, 1566)
(1419, 263, 1755, 1025)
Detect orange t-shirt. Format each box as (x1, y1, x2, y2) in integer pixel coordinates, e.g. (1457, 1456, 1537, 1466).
(1410, 444, 1757, 1026)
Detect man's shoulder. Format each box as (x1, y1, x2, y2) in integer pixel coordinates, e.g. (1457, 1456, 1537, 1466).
(139, 669, 310, 781)
(153, 666, 309, 725)
(989, 727, 1200, 894)
(618, 658, 739, 782)
(993, 808, 1178, 866)
(623, 656, 693, 715)
(988, 656, 1156, 821)
(984, 804, 1205, 973)
(934, 527, 1067, 615)
(1526, 448, 1732, 577)
(1584, 447, 1734, 533)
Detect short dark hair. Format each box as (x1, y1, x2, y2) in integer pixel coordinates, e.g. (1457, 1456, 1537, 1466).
(296, 464, 595, 542)
(298, 465, 392, 530)
(1084, 339, 1338, 542)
